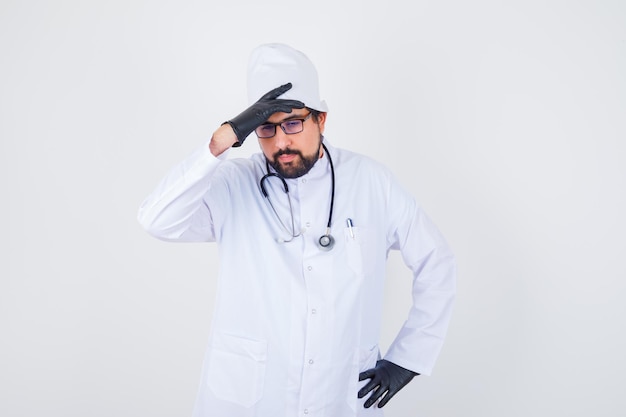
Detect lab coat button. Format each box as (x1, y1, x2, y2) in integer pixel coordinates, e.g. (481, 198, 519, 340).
(305, 222, 311, 227)
(304, 409, 309, 414)
(307, 266, 313, 271)
(309, 359, 314, 364)
(311, 308, 317, 314)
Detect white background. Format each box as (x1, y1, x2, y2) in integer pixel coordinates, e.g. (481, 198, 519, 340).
(1, 1, 625, 416)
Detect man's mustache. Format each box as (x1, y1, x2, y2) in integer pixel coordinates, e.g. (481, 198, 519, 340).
(273, 149, 302, 159)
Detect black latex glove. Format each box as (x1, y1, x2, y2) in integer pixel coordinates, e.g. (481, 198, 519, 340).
(358, 359, 419, 408)
(225, 83, 305, 147)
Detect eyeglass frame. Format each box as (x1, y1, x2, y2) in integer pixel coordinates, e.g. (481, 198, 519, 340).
(254, 112, 313, 139)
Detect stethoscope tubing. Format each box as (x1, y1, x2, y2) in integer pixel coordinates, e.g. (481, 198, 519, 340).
(259, 143, 335, 248)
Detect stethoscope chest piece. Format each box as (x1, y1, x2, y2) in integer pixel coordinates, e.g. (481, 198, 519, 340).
(318, 234, 335, 251)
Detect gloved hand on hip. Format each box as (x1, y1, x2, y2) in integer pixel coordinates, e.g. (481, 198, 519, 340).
(225, 83, 305, 147)
(358, 359, 419, 408)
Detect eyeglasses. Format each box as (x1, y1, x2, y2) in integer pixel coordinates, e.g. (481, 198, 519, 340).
(255, 112, 313, 139)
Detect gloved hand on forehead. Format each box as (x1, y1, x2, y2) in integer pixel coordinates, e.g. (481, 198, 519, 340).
(358, 359, 419, 408)
(225, 83, 305, 147)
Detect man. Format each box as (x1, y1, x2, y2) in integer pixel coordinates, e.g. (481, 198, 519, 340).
(138, 43, 456, 417)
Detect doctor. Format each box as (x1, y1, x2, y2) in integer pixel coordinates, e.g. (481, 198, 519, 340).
(138, 43, 456, 416)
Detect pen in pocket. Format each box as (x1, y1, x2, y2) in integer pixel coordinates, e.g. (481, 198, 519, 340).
(346, 218, 355, 239)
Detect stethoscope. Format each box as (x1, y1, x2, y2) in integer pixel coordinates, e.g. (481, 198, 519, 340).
(259, 143, 336, 251)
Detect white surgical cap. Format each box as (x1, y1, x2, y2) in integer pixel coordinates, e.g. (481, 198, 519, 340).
(247, 43, 328, 112)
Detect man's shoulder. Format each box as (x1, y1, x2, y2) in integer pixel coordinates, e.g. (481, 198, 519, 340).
(332, 145, 392, 175)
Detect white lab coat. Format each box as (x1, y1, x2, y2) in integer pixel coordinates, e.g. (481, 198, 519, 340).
(138, 140, 456, 417)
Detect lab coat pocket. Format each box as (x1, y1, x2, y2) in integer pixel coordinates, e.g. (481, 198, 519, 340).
(344, 226, 367, 277)
(347, 344, 380, 413)
(206, 333, 267, 407)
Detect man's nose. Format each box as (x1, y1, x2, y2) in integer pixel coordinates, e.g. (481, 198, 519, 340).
(273, 127, 292, 149)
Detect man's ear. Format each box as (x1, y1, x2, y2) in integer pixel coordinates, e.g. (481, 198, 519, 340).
(317, 112, 327, 134)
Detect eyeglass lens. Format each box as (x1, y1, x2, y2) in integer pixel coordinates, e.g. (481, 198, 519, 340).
(255, 113, 311, 138)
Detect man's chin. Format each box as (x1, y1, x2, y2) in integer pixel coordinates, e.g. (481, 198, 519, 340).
(277, 164, 303, 179)
(270, 152, 317, 179)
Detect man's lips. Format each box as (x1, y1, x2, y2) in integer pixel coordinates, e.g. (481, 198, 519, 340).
(278, 154, 297, 163)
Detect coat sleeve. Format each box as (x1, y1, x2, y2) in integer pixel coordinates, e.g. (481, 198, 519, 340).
(137, 143, 228, 242)
(383, 173, 457, 376)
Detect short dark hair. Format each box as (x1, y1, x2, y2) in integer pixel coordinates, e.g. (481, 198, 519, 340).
(308, 108, 322, 123)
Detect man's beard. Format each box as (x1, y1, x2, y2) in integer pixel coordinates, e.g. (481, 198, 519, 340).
(269, 142, 322, 179)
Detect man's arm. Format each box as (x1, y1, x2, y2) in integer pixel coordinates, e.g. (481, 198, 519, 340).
(138, 83, 305, 242)
(384, 197, 457, 374)
(137, 138, 227, 242)
(359, 172, 456, 408)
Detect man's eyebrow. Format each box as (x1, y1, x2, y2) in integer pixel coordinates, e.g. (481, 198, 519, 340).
(276, 112, 308, 123)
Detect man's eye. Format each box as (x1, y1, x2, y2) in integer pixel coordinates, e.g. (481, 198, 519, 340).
(283, 121, 301, 131)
